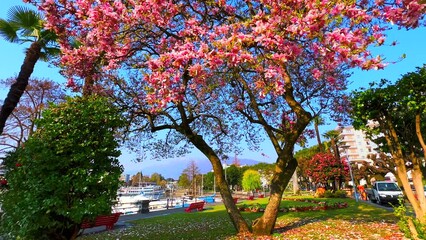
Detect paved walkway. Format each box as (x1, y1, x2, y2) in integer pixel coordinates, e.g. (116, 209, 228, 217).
(80, 206, 187, 236)
(81, 202, 223, 236)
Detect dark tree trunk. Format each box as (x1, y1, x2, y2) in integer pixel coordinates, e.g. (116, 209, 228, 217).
(172, 72, 250, 234)
(331, 138, 340, 159)
(0, 42, 41, 134)
(252, 154, 298, 235)
(249, 71, 312, 235)
(83, 76, 94, 97)
(188, 133, 251, 233)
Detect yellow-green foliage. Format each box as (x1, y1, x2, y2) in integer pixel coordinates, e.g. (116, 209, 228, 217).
(241, 169, 261, 192)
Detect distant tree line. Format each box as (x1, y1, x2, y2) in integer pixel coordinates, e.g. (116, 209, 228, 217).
(126, 172, 169, 188)
(175, 160, 274, 195)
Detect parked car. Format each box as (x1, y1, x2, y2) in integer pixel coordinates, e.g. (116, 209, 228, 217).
(366, 181, 403, 205)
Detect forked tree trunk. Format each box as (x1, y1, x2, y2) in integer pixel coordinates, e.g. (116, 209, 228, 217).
(383, 119, 426, 225)
(252, 156, 297, 235)
(188, 132, 251, 233)
(249, 70, 311, 235)
(0, 42, 41, 135)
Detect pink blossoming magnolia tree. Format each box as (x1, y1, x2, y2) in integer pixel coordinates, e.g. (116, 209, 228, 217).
(27, 0, 425, 236)
(107, 69, 254, 232)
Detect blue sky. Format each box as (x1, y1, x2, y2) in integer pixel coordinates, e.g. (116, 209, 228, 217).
(1, 1, 426, 177)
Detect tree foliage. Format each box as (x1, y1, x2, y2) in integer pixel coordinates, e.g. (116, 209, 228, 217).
(305, 152, 348, 189)
(150, 172, 166, 186)
(129, 172, 149, 186)
(295, 145, 321, 190)
(350, 153, 396, 186)
(242, 169, 262, 192)
(203, 171, 215, 191)
(351, 65, 426, 231)
(182, 160, 201, 195)
(225, 164, 241, 189)
(27, 0, 426, 235)
(0, 96, 125, 239)
(323, 130, 342, 159)
(0, 77, 66, 153)
(178, 173, 191, 189)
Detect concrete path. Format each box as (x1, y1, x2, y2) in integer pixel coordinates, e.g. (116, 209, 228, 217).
(80, 207, 187, 236)
(80, 202, 223, 236)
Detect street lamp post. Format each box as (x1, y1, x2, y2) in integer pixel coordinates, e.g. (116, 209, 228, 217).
(342, 145, 358, 202)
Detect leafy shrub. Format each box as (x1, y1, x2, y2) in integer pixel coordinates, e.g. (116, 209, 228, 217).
(319, 190, 348, 198)
(0, 96, 125, 239)
(393, 198, 425, 239)
(324, 190, 334, 198)
(334, 190, 348, 198)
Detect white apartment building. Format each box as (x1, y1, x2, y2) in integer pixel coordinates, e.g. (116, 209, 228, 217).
(337, 126, 378, 165)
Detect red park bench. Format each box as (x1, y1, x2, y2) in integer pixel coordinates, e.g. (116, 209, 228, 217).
(248, 196, 254, 200)
(233, 197, 239, 204)
(81, 212, 122, 230)
(185, 201, 205, 212)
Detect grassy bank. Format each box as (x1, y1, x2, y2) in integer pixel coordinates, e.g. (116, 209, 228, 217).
(81, 197, 405, 240)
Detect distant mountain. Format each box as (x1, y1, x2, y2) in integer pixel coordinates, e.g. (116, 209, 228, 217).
(122, 157, 262, 180)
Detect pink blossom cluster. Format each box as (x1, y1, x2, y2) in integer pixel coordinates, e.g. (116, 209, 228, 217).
(25, 0, 425, 111)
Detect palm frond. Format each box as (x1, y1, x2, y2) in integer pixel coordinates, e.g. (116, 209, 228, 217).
(39, 29, 57, 45)
(7, 6, 43, 39)
(41, 47, 61, 60)
(2, 5, 59, 58)
(38, 52, 49, 62)
(0, 19, 20, 43)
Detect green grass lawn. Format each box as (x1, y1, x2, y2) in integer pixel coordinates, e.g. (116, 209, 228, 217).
(81, 197, 405, 240)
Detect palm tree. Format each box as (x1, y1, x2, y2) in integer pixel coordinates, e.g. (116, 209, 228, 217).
(313, 116, 325, 152)
(322, 129, 341, 159)
(0, 6, 58, 135)
(323, 129, 344, 190)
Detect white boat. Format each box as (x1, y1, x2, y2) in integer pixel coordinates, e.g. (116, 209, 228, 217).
(117, 185, 164, 200)
(114, 185, 165, 214)
(114, 194, 150, 215)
